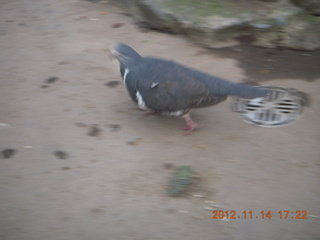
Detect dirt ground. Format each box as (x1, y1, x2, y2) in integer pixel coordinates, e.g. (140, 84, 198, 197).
(0, 1, 319, 240)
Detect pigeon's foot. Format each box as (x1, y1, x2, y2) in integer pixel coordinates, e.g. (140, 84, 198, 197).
(182, 113, 199, 135)
(144, 110, 155, 116)
(136, 108, 155, 115)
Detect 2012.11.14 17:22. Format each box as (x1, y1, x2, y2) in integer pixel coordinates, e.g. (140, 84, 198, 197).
(212, 210, 308, 219)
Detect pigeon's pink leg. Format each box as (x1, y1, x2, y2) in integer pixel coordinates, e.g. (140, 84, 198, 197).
(182, 113, 199, 135)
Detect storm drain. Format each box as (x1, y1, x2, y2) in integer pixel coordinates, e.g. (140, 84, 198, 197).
(231, 86, 307, 127)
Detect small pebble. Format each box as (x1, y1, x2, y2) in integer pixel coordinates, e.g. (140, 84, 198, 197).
(204, 207, 215, 211)
(112, 23, 124, 28)
(23, 146, 33, 149)
(193, 194, 203, 198)
(1, 149, 16, 158)
(178, 210, 188, 214)
(108, 124, 121, 132)
(54, 151, 68, 159)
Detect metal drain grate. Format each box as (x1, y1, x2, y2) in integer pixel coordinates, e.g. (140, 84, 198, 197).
(231, 86, 307, 127)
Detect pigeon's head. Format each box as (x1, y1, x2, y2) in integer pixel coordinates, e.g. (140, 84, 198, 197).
(111, 43, 142, 68)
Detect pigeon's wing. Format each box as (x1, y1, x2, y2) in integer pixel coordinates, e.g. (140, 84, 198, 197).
(137, 60, 226, 112)
(175, 67, 228, 108)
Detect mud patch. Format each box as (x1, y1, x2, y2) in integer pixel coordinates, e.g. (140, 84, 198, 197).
(53, 151, 68, 159)
(163, 162, 174, 170)
(41, 76, 59, 88)
(105, 81, 121, 88)
(45, 76, 59, 84)
(61, 167, 71, 170)
(90, 207, 106, 214)
(87, 124, 102, 137)
(207, 38, 320, 82)
(1, 149, 17, 159)
(75, 122, 88, 128)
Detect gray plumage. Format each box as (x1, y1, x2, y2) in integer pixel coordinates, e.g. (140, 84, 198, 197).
(111, 43, 268, 133)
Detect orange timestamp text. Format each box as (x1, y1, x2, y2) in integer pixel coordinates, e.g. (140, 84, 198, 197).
(212, 210, 308, 220)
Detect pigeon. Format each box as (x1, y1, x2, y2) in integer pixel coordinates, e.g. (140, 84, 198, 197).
(111, 43, 269, 134)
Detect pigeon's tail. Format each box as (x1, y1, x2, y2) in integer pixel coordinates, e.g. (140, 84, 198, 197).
(215, 80, 269, 99)
(111, 43, 143, 68)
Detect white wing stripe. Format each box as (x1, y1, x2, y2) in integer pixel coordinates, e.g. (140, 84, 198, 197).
(136, 91, 147, 110)
(123, 68, 129, 83)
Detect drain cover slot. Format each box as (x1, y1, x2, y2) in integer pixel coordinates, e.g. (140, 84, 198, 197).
(231, 86, 307, 127)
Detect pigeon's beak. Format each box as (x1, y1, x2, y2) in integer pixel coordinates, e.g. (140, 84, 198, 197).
(109, 48, 117, 61)
(108, 52, 114, 61)
(110, 48, 128, 64)
(110, 48, 126, 63)
(110, 48, 120, 59)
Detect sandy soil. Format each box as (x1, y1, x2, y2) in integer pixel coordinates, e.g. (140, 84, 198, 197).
(0, 1, 319, 240)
